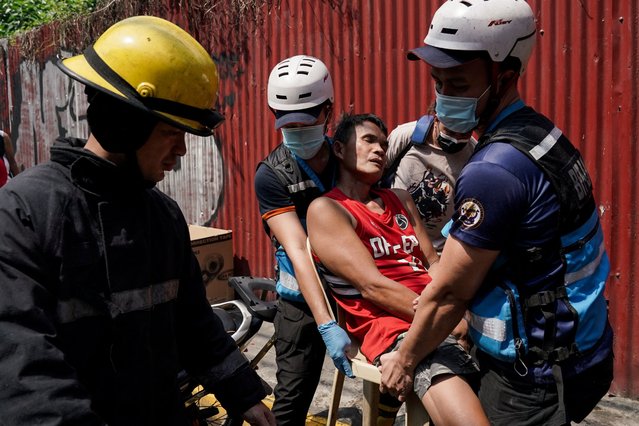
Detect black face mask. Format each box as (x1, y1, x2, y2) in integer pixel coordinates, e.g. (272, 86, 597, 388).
(437, 132, 469, 154)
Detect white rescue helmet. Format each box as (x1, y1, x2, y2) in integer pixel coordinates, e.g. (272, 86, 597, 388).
(409, 0, 536, 74)
(267, 55, 334, 129)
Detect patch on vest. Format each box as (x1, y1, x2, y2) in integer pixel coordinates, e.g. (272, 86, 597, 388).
(395, 214, 409, 230)
(459, 199, 483, 229)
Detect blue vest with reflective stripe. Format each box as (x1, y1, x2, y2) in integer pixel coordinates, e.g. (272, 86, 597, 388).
(467, 107, 610, 374)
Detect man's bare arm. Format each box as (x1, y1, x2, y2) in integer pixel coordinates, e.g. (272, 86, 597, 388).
(392, 189, 439, 268)
(307, 197, 419, 322)
(267, 211, 335, 325)
(379, 235, 499, 398)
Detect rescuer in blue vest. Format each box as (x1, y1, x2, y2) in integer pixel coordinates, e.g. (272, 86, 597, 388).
(379, 1, 614, 425)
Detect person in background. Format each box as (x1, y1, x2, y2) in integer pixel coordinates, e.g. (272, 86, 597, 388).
(382, 102, 475, 253)
(0, 129, 20, 187)
(0, 16, 274, 426)
(307, 113, 489, 426)
(254, 55, 352, 425)
(380, 1, 613, 425)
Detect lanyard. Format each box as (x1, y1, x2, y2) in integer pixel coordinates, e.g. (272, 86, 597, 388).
(486, 99, 525, 133)
(293, 153, 325, 193)
(291, 137, 335, 193)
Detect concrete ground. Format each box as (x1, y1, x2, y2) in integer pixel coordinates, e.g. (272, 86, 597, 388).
(240, 322, 639, 426)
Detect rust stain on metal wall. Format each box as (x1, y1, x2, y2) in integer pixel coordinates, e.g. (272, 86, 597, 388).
(0, 0, 637, 397)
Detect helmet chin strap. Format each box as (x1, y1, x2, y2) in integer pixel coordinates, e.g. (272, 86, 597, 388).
(323, 104, 333, 134)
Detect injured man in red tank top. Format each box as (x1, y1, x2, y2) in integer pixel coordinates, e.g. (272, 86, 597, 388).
(306, 113, 489, 425)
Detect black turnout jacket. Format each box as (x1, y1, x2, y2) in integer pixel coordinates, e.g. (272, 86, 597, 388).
(0, 139, 265, 425)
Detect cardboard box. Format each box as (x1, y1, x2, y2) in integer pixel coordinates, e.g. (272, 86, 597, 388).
(189, 225, 234, 304)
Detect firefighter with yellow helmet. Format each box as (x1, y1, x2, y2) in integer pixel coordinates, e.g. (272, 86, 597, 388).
(0, 16, 274, 425)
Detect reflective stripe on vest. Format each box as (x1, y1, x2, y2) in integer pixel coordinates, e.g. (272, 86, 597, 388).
(468, 314, 507, 342)
(278, 269, 299, 293)
(529, 126, 562, 160)
(57, 279, 180, 324)
(287, 179, 317, 194)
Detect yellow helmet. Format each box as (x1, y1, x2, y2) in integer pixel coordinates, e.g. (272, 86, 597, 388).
(58, 15, 224, 136)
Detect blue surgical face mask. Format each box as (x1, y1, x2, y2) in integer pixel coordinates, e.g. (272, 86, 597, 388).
(281, 123, 326, 159)
(435, 85, 491, 133)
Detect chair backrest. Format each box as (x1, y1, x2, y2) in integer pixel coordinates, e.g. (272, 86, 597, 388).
(305, 237, 383, 373)
(305, 237, 337, 320)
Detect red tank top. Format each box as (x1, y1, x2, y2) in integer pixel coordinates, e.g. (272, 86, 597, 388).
(322, 188, 432, 361)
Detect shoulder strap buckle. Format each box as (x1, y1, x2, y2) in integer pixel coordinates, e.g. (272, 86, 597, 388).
(525, 286, 568, 308)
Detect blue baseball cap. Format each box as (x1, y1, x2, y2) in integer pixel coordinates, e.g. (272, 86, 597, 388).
(408, 45, 485, 68)
(273, 103, 325, 129)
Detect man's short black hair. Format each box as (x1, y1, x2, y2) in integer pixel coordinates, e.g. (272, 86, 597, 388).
(333, 113, 388, 145)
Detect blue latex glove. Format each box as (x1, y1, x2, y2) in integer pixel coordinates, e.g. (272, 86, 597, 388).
(318, 320, 354, 378)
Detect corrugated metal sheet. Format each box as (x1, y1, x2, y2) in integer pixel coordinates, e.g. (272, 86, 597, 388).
(521, 0, 639, 397)
(0, 0, 637, 397)
(218, 0, 442, 278)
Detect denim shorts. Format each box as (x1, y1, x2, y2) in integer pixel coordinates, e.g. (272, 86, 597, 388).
(377, 334, 480, 400)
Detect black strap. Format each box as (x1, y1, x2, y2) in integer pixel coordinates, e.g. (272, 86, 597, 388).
(84, 45, 139, 100)
(541, 306, 558, 359)
(552, 364, 568, 424)
(525, 286, 568, 308)
(524, 285, 578, 363)
(379, 115, 435, 188)
(561, 217, 601, 254)
(143, 97, 224, 129)
(83, 45, 223, 130)
(379, 141, 413, 188)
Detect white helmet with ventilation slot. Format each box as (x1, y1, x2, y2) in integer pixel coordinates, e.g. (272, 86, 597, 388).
(409, 0, 536, 74)
(267, 55, 334, 111)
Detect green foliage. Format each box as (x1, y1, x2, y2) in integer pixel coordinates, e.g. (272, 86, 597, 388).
(0, 0, 97, 38)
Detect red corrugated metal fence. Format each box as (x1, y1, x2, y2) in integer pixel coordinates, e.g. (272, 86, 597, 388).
(0, 0, 637, 397)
